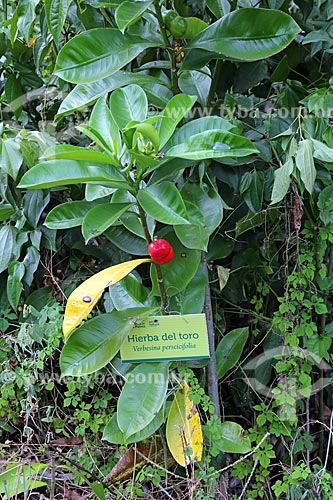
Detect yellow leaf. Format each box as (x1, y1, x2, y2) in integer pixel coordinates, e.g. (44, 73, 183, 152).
(62, 258, 151, 338)
(166, 381, 203, 466)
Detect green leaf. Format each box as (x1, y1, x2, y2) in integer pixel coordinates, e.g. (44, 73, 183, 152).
(170, 262, 207, 315)
(117, 362, 169, 439)
(150, 230, 201, 296)
(103, 408, 164, 444)
(0, 139, 23, 180)
(22, 191, 50, 228)
(42, 144, 118, 165)
(318, 185, 333, 225)
(137, 181, 190, 225)
(165, 130, 258, 160)
(7, 261, 24, 310)
(185, 8, 300, 62)
(206, 0, 230, 18)
(216, 327, 249, 379)
(54, 29, 159, 84)
(0, 205, 16, 221)
(109, 274, 154, 310)
(0, 463, 47, 497)
(307, 335, 332, 364)
(89, 95, 121, 155)
(235, 211, 266, 238)
(45, 0, 71, 43)
(5, 74, 23, 119)
(82, 202, 134, 242)
(295, 139, 316, 194)
(85, 184, 116, 201)
(219, 421, 251, 453)
(115, 1, 152, 33)
(271, 157, 294, 204)
(105, 225, 149, 255)
(165, 116, 236, 149)
(159, 94, 196, 148)
(0, 225, 17, 273)
(110, 84, 148, 129)
(178, 68, 211, 107)
(241, 171, 264, 213)
(183, 17, 208, 39)
(45, 201, 93, 229)
(18, 160, 129, 189)
(56, 71, 168, 118)
(181, 183, 223, 233)
(60, 307, 157, 376)
(216, 265, 230, 291)
(312, 139, 333, 162)
(16, 0, 39, 41)
(174, 200, 210, 251)
(129, 122, 160, 152)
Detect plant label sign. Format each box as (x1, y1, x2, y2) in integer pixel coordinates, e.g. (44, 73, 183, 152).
(120, 313, 210, 363)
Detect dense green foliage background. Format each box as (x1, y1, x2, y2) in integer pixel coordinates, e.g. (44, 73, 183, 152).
(2, 0, 333, 498)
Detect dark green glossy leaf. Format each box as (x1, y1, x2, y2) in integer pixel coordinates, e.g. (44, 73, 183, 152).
(103, 408, 164, 444)
(178, 68, 211, 107)
(60, 307, 157, 376)
(42, 144, 118, 165)
(105, 225, 149, 255)
(137, 181, 190, 225)
(82, 202, 134, 242)
(115, 1, 152, 33)
(165, 130, 258, 160)
(5, 74, 23, 119)
(0, 205, 16, 221)
(165, 116, 236, 150)
(117, 362, 169, 438)
(186, 8, 300, 62)
(159, 94, 196, 148)
(206, 0, 230, 18)
(110, 84, 147, 129)
(181, 183, 223, 233)
(54, 29, 159, 84)
(22, 191, 50, 228)
(45, 0, 71, 43)
(45, 201, 93, 229)
(56, 71, 169, 118)
(242, 171, 264, 213)
(109, 274, 152, 310)
(89, 95, 121, 155)
(18, 160, 129, 189)
(150, 230, 201, 296)
(170, 262, 207, 314)
(216, 327, 249, 379)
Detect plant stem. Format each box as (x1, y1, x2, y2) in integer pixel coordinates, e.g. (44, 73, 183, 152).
(202, 252, 221, 417)
(152, 0, 178, 94)
(137, 203, 169, 314)
(208, 59, 223, 104)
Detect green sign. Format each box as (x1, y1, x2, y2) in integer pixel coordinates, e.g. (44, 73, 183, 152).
(120, 313, 210, 363)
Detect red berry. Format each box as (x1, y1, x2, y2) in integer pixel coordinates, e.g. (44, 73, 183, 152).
(148, 239, 175, 264)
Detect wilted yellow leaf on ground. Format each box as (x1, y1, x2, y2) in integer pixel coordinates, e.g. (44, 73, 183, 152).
(166, 381, 203, 466)
(63, 259, 150, 337)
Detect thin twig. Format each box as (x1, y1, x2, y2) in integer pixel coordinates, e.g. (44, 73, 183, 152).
(238, 458, 259, 500)
(206, 432, 270, 479)
(202, 253, 221, 418)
